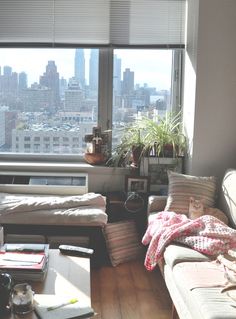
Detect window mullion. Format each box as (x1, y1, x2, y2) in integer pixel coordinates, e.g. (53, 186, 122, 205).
(170, 50, 183, 113)
(98, 48, 113, 151)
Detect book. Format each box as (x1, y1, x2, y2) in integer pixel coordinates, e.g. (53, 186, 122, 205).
(0, 252, 45, 268)
(4, 243, 46, 252)
(34, 294, 95, 319)
(0, 243, 49, 254)
(0, 244, 49, 281)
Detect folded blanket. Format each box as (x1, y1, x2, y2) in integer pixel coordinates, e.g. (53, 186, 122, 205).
(142, 211, 236, 271)
(0, 192, 106, 214)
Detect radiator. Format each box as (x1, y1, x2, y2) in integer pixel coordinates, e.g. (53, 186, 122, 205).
(0, 171, 88, 195)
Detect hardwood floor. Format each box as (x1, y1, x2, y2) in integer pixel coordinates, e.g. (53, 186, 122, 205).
(91, 260, 172, 319)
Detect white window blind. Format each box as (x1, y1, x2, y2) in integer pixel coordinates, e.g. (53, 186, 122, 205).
(110, 0, 186, 47)
(0, 0, 186, 47)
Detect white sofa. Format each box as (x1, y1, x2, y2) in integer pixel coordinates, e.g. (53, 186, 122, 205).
(147, 169, 236, 319)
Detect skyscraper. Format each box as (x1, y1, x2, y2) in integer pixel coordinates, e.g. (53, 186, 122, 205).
(122, 68, 134, 95)
(113, 55, 121, 96)
(3, 66, 12, 76)
(64, 77, 83, 112)
(74, 49, 85, 89)
(19, 72, 27, 90)
(40, 61, 60, 109)
(89, 49, 99, 91)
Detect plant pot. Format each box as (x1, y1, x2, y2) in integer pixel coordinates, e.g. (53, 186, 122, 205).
(84, 153, 106, 165)
(131, 145, 143, 168)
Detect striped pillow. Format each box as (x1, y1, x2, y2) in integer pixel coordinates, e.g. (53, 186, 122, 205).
(103, 220, 145, 266)
(165, 171, 217, 214)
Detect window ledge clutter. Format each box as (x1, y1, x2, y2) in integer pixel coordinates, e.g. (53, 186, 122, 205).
(84, 127, 109, 165)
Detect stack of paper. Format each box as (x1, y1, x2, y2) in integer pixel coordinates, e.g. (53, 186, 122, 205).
(0, 243, 49, 281)
(34, 294, 94, 319)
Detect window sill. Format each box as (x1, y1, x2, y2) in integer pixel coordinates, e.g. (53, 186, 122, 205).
(0, 160, 130, 175)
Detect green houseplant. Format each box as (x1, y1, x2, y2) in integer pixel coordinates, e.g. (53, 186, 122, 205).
(141, 111, 186, 158)
(107, 122, 146, 167)
(107, 111, 186, 168)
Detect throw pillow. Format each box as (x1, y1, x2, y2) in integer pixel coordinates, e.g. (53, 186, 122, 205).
(165, 171, 217, 214)
(103, 220, 145, 267)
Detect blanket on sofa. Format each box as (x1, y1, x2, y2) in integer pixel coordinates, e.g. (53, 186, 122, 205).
(142, 211, 236, 271)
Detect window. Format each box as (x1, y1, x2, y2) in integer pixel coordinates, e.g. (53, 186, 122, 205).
(112, 49, 181, 147)
(0, 47, 182, 156)
(0, 48, 98, 155)
(0, 0, 186, 159)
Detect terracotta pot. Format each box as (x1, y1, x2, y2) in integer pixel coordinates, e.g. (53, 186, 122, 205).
(84, 153, 106, 165)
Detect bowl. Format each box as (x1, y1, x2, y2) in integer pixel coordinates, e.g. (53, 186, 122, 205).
(84, 153, 106, 165)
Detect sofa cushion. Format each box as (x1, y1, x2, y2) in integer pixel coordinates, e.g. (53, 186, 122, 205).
(164, 243, 210, 269)
(220, 169, 236, 228)
(103, 220, 145, 266)
(165, 171, 217, 214)
(168, 261, 236, 319)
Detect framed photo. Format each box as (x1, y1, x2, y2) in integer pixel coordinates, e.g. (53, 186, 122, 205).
(140, 157, 183, 194)
(125, 175, 150, 193)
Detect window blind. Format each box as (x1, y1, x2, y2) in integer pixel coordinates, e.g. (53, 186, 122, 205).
(0, 0, 186, 47)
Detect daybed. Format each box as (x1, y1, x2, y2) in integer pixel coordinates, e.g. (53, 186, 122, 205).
(144, 169, 236, 319)
(0, 192, 108, 266)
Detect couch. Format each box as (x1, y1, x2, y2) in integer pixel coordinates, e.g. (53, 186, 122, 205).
(146, 169, 236, 319)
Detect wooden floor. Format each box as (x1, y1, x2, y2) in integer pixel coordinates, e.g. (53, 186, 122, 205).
(91, 260, 172, 319)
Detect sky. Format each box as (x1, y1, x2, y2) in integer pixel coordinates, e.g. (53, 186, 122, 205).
(0, 48, 172, 91)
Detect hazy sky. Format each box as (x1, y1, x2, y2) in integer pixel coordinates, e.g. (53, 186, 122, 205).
(0, 48, 172, 90)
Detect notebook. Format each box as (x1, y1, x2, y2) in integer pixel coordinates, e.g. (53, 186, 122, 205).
(34, 294, 95, 319)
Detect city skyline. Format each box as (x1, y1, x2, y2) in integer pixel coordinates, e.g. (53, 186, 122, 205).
(0, 48, 172, 91)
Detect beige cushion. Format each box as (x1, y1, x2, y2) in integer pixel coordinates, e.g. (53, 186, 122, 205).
(103, 220, 145, 266)
(165, 171, 217, 214)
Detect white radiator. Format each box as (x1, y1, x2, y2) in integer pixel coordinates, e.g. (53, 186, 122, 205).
(0, 172, 88, 195)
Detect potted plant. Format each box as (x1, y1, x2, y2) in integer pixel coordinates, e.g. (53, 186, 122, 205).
(141, 111, 186, 158)
(106, 122, 146, 168)
(107, 111, 186, 168)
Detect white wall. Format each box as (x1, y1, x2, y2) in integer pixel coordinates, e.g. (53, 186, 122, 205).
(183, 0, 236, 188)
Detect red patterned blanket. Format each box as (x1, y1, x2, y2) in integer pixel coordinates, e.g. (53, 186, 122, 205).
(142, 211, 236, 271)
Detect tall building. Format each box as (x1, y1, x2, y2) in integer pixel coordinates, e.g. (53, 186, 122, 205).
(0, 67, 18, 98)
(5, 110, 17, 149)
(89, 49, 99, 91)
(113, 55, 122, 110)
(19, 72, 27, 90)
(21, 83, 53, 112)
(113, 55, 121, 95)
(74, 49, 85, 89)
(0, 106, 7, 147)
(122, 68, 134, 95)
(59, 77, 67, 100)
(3, 66, 12, 76)
(64, 78, 83, 112)
(40, 61, 60, 109)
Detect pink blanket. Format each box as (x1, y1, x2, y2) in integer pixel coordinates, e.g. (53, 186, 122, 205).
(142, 211, 236, 271)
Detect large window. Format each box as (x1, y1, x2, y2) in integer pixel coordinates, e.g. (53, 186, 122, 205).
(0, 0, 186, 159)
(0, 48, 182, 156)
(0, 48, 98, 155)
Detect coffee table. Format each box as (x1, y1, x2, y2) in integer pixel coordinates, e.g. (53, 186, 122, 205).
(5, 249, 91, 319)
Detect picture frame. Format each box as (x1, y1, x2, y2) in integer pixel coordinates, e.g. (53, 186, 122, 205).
(125, 175, 150, 193)
(140, 157, 183, 194)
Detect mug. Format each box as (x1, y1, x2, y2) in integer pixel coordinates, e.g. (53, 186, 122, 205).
(11, 283, 34, 315)
(0, 272, 13, 313)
